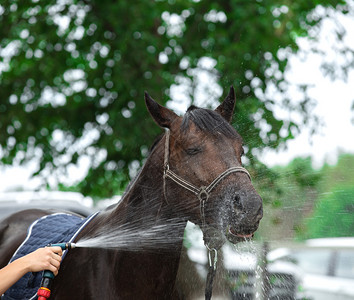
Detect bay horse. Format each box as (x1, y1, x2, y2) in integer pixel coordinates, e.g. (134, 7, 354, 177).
(0, 87, 263, 299)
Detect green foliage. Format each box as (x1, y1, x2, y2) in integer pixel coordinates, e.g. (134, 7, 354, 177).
(297, 154, 354, 239)
(304, 185, 354, 238)
(287, 157, 322, 188)
(319, 153, 354, 193)
(0, 0, 349, 197)
(256, 156, 322, 240)
(261, 153, 354, 240)
(268, 157, 321, 209)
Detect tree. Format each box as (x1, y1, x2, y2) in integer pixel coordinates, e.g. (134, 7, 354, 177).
(0, 0, 351, 197)
(256, 157, 322, 240)
(318, 153, 354, 194)
(304, 185, 354, 238)
(296, 154, 354, 239)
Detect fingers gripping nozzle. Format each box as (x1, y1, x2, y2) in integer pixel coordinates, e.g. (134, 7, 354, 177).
(37, 242, 76, 300)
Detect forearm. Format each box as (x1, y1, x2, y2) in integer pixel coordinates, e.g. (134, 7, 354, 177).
(0, 247, 62, 295)
(0, 257, 29, 295)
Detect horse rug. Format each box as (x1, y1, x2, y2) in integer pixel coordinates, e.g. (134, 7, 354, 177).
(3, 212, 98, 300)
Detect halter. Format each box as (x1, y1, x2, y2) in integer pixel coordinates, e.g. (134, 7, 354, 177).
(163, 129, 251, 227)
(162, 129, 251, 300)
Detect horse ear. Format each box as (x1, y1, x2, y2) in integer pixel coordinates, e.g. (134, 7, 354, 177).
(215, 86, 236, 123)
(144, 92, 178, 129)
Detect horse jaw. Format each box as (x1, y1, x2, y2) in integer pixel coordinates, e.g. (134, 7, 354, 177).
(201, 226, 226, 250)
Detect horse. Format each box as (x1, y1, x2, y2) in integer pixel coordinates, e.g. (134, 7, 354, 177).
(0, 86, 263, 299)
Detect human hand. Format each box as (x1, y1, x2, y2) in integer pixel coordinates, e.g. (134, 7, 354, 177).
(20, 246, 62, 275)
(0, 246, 63, 295)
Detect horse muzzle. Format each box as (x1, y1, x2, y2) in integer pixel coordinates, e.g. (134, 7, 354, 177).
(222, 188, 263, 244)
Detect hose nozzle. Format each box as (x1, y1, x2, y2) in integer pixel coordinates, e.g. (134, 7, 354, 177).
(47, 242, 76, 250)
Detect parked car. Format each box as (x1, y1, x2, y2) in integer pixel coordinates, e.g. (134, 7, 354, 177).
(0, 191, 94, 220)
(268, 237, 354, 300)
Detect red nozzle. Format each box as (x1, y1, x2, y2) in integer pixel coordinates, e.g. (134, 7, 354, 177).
(37, 287, 51, 299)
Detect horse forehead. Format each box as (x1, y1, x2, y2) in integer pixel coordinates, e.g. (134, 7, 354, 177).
(205, 136, 241, 162)
(171, 121, 202, 142)
(175, 123, 242, 149)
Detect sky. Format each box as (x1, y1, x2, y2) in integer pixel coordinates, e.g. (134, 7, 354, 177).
(263, 63, 354, 168)
(0, 5, 354, 192)
(262, 8, 354, 168)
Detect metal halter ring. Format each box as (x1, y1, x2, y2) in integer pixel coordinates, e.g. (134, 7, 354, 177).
(198, 187, 209, 202)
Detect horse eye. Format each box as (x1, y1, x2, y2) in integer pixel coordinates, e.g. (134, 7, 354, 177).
(186, 147, 202, 155)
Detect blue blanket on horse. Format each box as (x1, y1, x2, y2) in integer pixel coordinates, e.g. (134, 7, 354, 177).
(3, 212, 97, 300)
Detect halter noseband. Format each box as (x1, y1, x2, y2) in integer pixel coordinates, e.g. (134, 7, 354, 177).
(163, 129, 251, 227)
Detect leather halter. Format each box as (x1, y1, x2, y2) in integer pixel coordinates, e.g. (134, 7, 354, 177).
(163, 129, 251, 227)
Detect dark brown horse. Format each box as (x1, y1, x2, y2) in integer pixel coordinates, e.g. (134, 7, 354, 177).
(0, 87, 263, 299)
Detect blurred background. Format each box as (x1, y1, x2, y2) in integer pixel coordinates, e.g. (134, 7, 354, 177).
(0, 0, 354, 299)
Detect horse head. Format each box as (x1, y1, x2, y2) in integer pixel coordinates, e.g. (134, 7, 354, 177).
(144, 87, 263, 250)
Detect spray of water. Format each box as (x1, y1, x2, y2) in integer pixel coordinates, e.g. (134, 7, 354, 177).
(75, 218, 186, 251)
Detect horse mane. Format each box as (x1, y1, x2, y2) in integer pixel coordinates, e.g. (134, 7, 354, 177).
(181, 105, 241, 139)
(119, 133, 164, 202)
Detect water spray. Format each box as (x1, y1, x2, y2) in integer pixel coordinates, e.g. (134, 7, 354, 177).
(37, 243, 76, 300)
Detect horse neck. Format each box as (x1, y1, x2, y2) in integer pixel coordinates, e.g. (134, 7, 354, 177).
(107, 141, 187, 232)
(73, 139, 187, 293)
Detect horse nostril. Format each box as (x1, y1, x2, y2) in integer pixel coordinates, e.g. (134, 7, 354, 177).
(233, 194, 242, 212)
(255, 206, 263, 222)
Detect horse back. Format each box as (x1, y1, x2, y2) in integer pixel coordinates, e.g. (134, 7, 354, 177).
(0, 209, 52, 268)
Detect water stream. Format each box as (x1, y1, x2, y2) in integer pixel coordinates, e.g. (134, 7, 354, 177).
(75, 218, 186, 251)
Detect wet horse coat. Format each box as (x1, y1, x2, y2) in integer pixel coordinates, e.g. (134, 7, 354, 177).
(0, 87, 263, 299)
